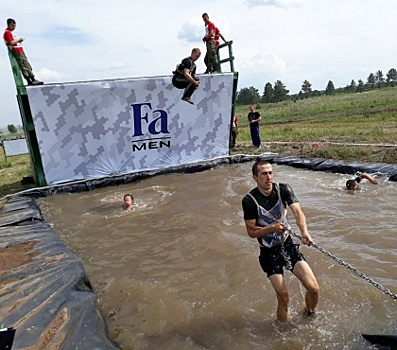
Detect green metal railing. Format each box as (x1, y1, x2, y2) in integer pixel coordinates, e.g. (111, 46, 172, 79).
(216, 40, 235, 73)
(7, 47, 47, 186)
(216, 41, 239, 149)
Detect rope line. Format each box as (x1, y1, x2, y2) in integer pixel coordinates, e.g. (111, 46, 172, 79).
(287, 230, 397, 301)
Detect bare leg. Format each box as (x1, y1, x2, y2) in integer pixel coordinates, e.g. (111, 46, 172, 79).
(269, 274, 290, 322)
(293, 260, 319, 313)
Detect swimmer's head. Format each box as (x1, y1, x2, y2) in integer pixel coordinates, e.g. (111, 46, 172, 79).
(346, 180, 360, 190)
(123, 194, 134, 209)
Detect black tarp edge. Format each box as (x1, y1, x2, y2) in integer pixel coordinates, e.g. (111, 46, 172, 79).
(5, 154, 397, 198)
(0, 197, 120, 350)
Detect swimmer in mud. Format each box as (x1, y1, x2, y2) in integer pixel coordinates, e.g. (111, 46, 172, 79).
(123, 194, 134, 210)
(242, 159, 320, 322)
(345, 173, 378, 190)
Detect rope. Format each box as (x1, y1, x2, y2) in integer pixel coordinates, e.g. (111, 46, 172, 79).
(287, 230, 397, 301)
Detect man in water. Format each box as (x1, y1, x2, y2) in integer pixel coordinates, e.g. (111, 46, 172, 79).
(242, 159, 319, 322)
(172, 48, 201, 105)
(346, 173, 378, 190)
(123, 194, 134, 210)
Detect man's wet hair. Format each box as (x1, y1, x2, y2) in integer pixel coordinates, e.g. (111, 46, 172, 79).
(252, 158, 271, 176)
(192, 47, 201, 54)
(346, 180, 357, 190)
(202, 13, 209, 18)
(124, 194, 134, 201)
(7, 18, 16, 25)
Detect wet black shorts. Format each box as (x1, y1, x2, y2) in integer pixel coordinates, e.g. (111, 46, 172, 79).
(258, 236, 306, 278)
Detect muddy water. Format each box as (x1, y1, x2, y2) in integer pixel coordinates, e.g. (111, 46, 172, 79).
(38, 163, 397, 349)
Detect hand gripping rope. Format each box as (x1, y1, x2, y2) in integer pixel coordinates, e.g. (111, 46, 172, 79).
(286, 229, 397, 301)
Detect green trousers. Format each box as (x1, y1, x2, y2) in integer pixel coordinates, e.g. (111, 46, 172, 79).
(12, 51, 35, 80)
(204, 40, 219, 73)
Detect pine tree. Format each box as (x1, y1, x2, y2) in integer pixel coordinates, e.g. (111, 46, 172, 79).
(325, 80, 335, 96)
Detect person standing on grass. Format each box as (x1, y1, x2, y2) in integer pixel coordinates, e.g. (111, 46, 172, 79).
(231, 115, 239, 148)
(242, 159, 320, 322)
(247, 105, 261, 148)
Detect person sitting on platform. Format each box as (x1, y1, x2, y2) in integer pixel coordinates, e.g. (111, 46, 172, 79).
(172, 48, 201, 105)
(123, 194, 134, 210)
(345, 173, 378, 190)
(3, 18, 43, 86)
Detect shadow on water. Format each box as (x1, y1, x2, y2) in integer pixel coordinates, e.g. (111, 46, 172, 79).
(38, 164, 397, 349)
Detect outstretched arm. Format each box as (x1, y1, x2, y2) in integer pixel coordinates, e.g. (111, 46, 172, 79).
(288, 202, 313, 246)
(359, 173, 378, 185)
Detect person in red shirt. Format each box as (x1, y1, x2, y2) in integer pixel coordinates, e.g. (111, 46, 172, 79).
(202, 13, 219, 74)
(214, 27, 227, 47)
(3, 18, 43, 85)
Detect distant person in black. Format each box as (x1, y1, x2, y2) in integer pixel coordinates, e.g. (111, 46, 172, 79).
(247, 105, 261, 148)
(172, 48, 201, 105)
(346, 173, 378, 190)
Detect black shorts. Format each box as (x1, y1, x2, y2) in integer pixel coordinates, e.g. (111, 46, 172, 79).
(259, 236, 306, 278)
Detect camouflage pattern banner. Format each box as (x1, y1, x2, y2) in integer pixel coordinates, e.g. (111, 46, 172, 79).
(27, 74, 234, 185)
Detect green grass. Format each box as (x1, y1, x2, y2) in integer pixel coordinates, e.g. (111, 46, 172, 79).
(235, 88, 397, 144)
(0, 151, 34, 198)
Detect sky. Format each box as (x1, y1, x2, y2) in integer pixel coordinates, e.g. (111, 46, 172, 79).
(1, 0, 397, 126)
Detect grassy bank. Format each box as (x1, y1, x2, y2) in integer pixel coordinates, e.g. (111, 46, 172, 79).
(232, 88, 397, 163)
(0, 151, 34, 198)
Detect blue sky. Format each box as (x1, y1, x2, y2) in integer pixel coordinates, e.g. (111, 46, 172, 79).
(1, 0, 397, 125)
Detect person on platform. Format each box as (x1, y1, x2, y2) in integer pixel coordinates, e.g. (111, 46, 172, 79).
(345, 173, 378, 190)
(172, 48, 201, 105)
(3, 18, 43, 86)
(247, 105, 261, 148)
(202, 13, 219, 74)
(242, 159, 320, 322)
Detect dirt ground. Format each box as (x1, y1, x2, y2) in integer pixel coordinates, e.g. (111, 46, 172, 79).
(231, 141, 397, 165)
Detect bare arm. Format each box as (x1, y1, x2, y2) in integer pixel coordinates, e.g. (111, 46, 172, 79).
(204, 29, 215, 41)
(10, 37, 24, 45)
(360, 173, 378, 185)
(250, 116, 261, 124)
(288, 202, 313, 246)
(219, 32, 227, 43)
(183, 68, 199, 87)
(244, 219, 286, 239)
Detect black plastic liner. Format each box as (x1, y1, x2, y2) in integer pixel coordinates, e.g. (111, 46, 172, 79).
(0, 196, 119, 350)
(2, 154, 397, 349)
(13, 154, 397, 197)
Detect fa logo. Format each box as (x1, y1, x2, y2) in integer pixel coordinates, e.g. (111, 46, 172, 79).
(130, 103, 170, 137)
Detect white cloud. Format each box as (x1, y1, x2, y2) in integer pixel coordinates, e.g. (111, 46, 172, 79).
(245, 0, 308, 8)
(35, 68, 70, 82)
(1, 0, 397, 126)
(177, 17, 204, 43)
(238, 53, 286, 74)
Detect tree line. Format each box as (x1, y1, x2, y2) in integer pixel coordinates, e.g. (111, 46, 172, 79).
(236, 68, 397, 105)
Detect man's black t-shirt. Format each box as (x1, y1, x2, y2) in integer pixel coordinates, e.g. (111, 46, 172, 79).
(242, 183, 299, 223)
(176, 57, 196, 76)
(247, 111, 260, 127)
